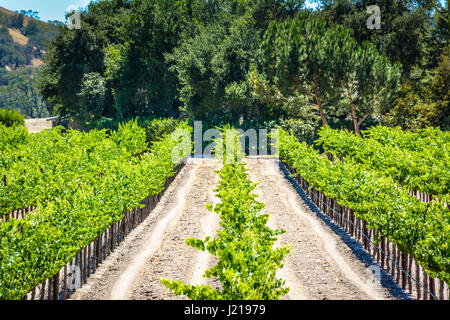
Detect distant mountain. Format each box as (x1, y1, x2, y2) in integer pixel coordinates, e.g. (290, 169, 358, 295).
(0, 6, 60, 70)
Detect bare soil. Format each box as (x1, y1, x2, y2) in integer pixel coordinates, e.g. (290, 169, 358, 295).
(25, 118, 52, 133)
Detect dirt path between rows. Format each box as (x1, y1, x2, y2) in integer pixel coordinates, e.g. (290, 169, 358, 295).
(71, 158, 222, 300)
(71, 157, 408, 300)
(245, 157, 408, 300)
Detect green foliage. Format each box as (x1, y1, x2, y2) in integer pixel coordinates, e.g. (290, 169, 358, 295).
(35, 0, 448, 130)
(254, 12, 400, 134)
(0, 68, 50, 118)
(0, 124, 29, 149)
(142, 118, 182, 144)
(364, 125, 450, 154)
(255, 12, 332, 125)
(109, 120, 148, 156)
(317, 126, 449, 197)
(0, 25, 29, 68)
(22, 19, 59, 49)
(385, 51, 450, 130)
(166, 14, 261, 120)
(83, 116, 182, 146)
(0, 107, 25, 127)
(162, 157, 290, 300)
(0, 121, 192, 299)
(76, 72, 107, 123)
(279, 128, 450, 284)
(39, 0, 307, 123)
(213, 125, 246, 164)
(316, 0, 439, 76)
(17, 10, 39, 20)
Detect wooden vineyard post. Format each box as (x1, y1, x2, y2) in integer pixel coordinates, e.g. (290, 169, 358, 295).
(423, 270, 429, 300)
(110, 225, 114, 253)
(343, 207, 347, 232)
(380, 237, 385, 269)
(52, 272, 59, 300)
(373, 231, 378, 262)
(408, 254, 413, 294)
(349, 210, 354, 237)
(322, 193, 325, 213)
(87, 243, 91, 278)
(386, 238, 391, 274)
(106, 229, 110, 257)
(416, 261, 421, 300)
(84, 246, 88, 283)
(81, 248, 85, 284)
(122, 214, 126, 241)
(63, 266, 68, 300)
(395, 246, 401, 283)
(438, 280, 445, 300)
(429, 277, 436, 300)
(98, 234, 103, 264)
(392, 244, 396, 279)
(362, 220, 368, 250)
(95, 236, 100, 269)
(47, 277, 52, 300)
(401, 251, 407, 290)
(330, 199, 335, 221)
(345, 207, 349, 232)
(40, 280, 46, 300)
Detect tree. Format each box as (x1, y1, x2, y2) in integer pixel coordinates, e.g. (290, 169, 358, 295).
(38, 0, 307, 124)
(166, 15, 261, 120)
(0, 68, 50, 118)
(384, 50, 449, 130)
(324, 27, 401, 134)
(39, 0, 131, 120)
(253, 13, 400, 134)
(8, 13, 24, 30)
(76, 72, 107, 122)
(316, 0, 439, 77)
(254, 12, 334, 126)
(18, 10, 40, 20)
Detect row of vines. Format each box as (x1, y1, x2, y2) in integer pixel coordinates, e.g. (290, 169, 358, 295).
(278, 129, 449, 286)
(316, 126, 449, 198)
(162, 128, 291, 299)
(0, 121, 191, 299)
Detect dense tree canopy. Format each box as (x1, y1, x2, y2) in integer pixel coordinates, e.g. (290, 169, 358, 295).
(0, 68, 50, 118)
(34, 0, 448, 132)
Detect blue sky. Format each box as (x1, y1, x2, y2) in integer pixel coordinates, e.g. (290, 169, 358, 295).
(0, 0, 93, 22)
(0, 0, 446, 23)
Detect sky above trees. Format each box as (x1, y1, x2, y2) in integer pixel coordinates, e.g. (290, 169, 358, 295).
(0, 0, 93, 22)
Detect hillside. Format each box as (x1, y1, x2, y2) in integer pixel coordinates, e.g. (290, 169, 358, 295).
(0, 6, 59, 70)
